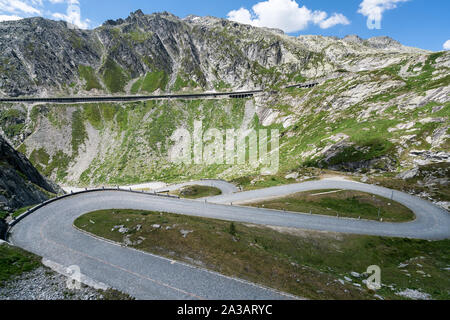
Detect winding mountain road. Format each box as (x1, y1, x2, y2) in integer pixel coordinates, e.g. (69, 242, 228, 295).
(0, 83, 318, 104)
(8, 179, 450, 299)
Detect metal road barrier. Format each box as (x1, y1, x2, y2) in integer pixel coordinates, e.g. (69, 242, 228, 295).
(0, 91, 262, 104)
(0, 82, 319, 104)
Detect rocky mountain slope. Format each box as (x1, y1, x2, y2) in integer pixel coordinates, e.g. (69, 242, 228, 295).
(0, 10, 429, 97)
(0, 11, 448, 207)
(0, 134, 60, 216)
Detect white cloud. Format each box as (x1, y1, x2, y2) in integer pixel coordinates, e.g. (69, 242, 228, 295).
(319, 13, 350, 29)
(0, 0, 90, 28)
(227, 0, 350, 33)
(444, 40, 450, 50)
(0, 13, 22, 21)
(358, 0, 409, 24)
(51, 0, 90, 29)
(0, 0, 41, 15)
(227, 8, 253, 25)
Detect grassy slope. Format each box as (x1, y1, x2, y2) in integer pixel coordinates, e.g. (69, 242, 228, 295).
(78, 65, 102, 91)
(131, 71, 168, 94)
(0, 244, 41, 286)
(102, 58, 129, 93)
(276, 56, 450, 175)
(75, 209, 450, 300)
(0, 108, 25, 138)
(247, 189, 415, 222)
(20, 99, 253, 186)
(231, 168, 323, 191)
(12, 205, 35, 218)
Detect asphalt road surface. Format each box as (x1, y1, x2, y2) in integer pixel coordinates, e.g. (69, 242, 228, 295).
(9, 179, 450, 299)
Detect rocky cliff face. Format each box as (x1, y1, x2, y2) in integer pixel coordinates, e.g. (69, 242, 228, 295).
(0, 17, 101, 97)
(0, 134, 60, 214)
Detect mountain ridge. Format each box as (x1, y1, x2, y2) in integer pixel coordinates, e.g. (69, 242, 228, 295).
(0, 11, 431, 98)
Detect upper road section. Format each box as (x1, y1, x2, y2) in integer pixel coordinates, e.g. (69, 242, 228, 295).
(0, 83, 319, 104)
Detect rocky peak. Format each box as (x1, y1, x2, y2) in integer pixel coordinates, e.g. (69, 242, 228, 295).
(132, 9, 145, 17)
(102, 9, 148, 26)
(343, 35, 364, 43)
(102, 18, 125, 26)
(366, 36, 402, 49)
(125, 9, 148, 24)
(183, 14, 201, 22)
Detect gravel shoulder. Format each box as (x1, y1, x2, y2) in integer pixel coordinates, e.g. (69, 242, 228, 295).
(0, 267, 104, 300)
(0, 242, 132, 300)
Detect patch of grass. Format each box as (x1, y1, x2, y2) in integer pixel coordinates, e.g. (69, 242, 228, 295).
(0, 108, 26, 138)
(324, 139, 395, 167)
(171, 185, 222, 199)
(102, 58, 128, 93)
(0, 244, 41, 287)
(247, 189, 415, 222)
(71, 109, 87, 154)
(213, 80, 230, 91)
(3, 123, 24, 137)
(82, 104, 103, 130)
(29, 148, 50, 167)
(131, 70, 168, 93)
(128, 30, 150, 43)
(293, 74, 307, 83)
(231, 168, 323, 191)
(98, 288, 135, 300)
(130, 78, 143, 94)
(78, 65, 102, 91)
(228, 222, 237, 236)
(242, 175, 295, 190)
(0, 109, 23, 121)
(69, 33, 84, 50)
(43, 151, 71, 181)
(75, 209, 450, 300)
(0, 211, 8, 220)
(141, 70, 168, 93)
(12, 205, 35, 218)
(173, 75, 198, 92)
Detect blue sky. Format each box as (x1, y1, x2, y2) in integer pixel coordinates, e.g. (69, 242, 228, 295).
(0, 0, 448, 51)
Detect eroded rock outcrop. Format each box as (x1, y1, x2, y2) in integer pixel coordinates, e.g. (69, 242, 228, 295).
(0, 134, 61, 213)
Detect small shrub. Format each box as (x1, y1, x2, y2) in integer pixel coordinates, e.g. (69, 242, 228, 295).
(229, 222, 237, 236)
